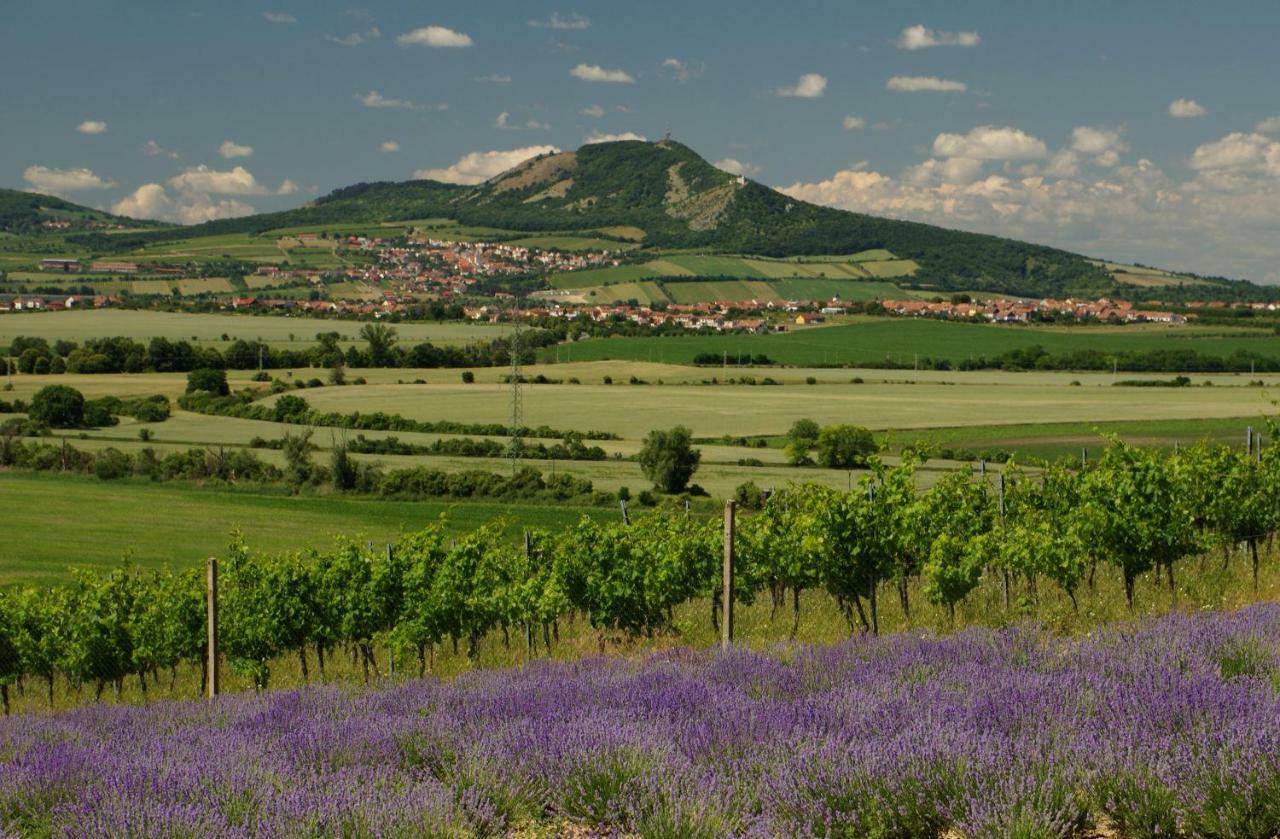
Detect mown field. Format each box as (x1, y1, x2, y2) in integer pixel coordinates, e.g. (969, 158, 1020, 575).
(550, 317, 1280, 366)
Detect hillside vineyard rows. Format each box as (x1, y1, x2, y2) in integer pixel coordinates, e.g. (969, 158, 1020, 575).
(1, 438, 1276, 709)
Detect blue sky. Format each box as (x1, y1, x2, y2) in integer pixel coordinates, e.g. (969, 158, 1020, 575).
(5, 1, 1280, 281)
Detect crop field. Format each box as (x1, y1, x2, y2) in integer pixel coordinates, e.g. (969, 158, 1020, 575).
(0, 309, 510, 348)
(552, 318, 1280, 366)
(6, 605, 1279, 835)
(768, 278, 908, 301)
(581, 280, 669, 304)
(661, 279, 781, 304)
(504, 235, 638, 251)
(546, 252, 918, 290)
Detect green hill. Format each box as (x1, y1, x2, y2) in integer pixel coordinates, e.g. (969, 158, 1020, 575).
(3, 140, 1272, 299)
(0, 189, 162, 235)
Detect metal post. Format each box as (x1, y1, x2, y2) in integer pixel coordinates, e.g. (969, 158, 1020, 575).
(722, 500, 735, 649)
(206, 557, 219, 699)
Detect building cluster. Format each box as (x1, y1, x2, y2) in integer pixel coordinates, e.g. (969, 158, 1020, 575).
(0, 294, 120, 312)
(879, 297, 1186, 324)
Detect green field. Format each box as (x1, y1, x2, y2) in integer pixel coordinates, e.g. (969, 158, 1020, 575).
(661, 280, 781, 304)
(546, 251, 918, 291)
(769, 279, 906, 301)
(0, 309, 510, 348)
(549, 318, 1280, 367)
(0, 471, 604, 584)
(505, 235, 638, 251)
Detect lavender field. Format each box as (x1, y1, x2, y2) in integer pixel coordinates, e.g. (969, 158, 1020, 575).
(3, 605, 1280, 838)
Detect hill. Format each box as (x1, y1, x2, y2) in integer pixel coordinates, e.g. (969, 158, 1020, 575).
(3, 140, 1272, 299)
(0, 188, 161, 235)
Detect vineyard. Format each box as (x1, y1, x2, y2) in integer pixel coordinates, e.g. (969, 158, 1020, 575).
(1, 437, 1277, 715)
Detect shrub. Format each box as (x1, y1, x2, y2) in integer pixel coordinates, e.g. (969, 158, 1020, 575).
(28, 385, 84, 429)
(461, 371, 475, 384)
(186, 368, 229, 396)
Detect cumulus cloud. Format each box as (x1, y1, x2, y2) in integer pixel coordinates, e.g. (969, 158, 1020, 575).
(661, 57, 702, 82)
(380, 141, 400, 153)
(887, 75, 967, 92)
(358, 90, 414, 109)
(495, 111, 549, 131)
(580, 104, 606, 118)
(76, 120, 107, 135)
(415, 145, 559, 184)
(167, 165, 293, 196)
(714, 158, 761, 177)
(570, 63, 634, 83)
(112, 183, 255, 224)
(218, 140, 254, 159)
(932, 126, 1047, 160)
(528, 12, 589, 30)
(23, 166, 115, 195)
(778, 126, 1280, 283)
(1168, 98, 1206, 118)
(396, 25, 473, 47)
(842, 115, 866, 130)
(584, 131, 646, 144)
(777, 73, 827, 98)
(896, 24, 980, 50)
(327, 27, 380, 46)
(1255, 116, 1280, 135)
(262, 12, 295, 23)
(142, 139, 179, 159)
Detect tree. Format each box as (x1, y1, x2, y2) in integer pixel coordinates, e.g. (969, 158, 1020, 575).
(29, 384, 84, 428)
(361, 323, 399, 367)
(815, 424, 877, 468)
(331, 439, 357, 491)
(637, 426, 701, 493)
(281, 429, 315, 491)
(784, 418, 820, 466)
(186, 368, 229, 396)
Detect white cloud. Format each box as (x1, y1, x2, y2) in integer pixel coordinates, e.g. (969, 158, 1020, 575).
(896, 24, 980, 50)
(112, 183, 255, 224)
(570, 63, 634, 83)
(1188, 132, 1280, 174)
(218, 140, 254, 159)
(1069, 126, 1127, 167)
(76, 120, 107, 135)
(475, 74, 512, 83)
(933, 126, 1047, 160)
(584, 131, 646, 144)
(358, 90, 414, 109)
(580, 104, 606, 118)
(327, 27, 380, 46)
(842, 115, 866, 130)
(903, 156, 985, 185)
(380, 141, 400, 153)
(1168, 98, 1207, 118)
(167, 164, 294, 196)
(396, 25, 473, 47)
(661, 57, 701, 82)
(887, 75, 967, 92)
(495, 111, 550, 131)
(714, 158, 761, 177)
(142, 139, 179, 159)
(414, 145, 559, 184)
(528, 12, 590, 30)
(23, 166, 115, 195)
(777, 73, 827, 98)
(262, 12, 296, 23)
(1255, 116, 1280, 135)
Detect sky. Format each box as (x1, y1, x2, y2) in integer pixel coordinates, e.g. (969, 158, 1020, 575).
(4, 0, 1280, 282)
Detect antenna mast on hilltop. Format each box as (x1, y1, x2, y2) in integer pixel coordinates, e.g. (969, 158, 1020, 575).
(509, 301, 524, 475)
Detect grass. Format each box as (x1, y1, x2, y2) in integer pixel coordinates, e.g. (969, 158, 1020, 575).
(546, 254, 918, 291)
(768, 279, 905, 301)
(0, 471, 604, 585)
(552, 318, 1280, 367)
(504, 235, 638, 251)
(0, 309, 509, 349)
(661, 280, 780, 304)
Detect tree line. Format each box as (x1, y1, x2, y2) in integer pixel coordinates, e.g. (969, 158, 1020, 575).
(2, 436, 1276, 713)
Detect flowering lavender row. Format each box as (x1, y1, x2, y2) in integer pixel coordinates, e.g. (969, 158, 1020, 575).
(3, 605, 1279, 838)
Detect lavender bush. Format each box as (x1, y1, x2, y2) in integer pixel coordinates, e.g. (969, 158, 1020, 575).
(3, 605, 1279, 837)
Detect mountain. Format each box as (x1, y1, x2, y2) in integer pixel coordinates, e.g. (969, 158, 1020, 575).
(4, 141, 1264, 298)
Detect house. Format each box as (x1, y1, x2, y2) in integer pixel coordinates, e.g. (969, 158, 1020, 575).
(795, 313, 824, 325)
(90, 261, 139, 274)
(39, 258, 81, 273)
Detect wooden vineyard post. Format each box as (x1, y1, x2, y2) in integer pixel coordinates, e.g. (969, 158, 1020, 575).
(722, 500, 735, 649)
(998, 473, 1009, 610)
(620, 498, 630, 525)
(206, 557, 219, 699)
(386, 544, 395, 677)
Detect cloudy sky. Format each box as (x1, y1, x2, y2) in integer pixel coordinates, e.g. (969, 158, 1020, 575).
(5, 0, 1280, 281)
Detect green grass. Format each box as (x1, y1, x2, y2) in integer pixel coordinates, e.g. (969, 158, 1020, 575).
(0, 309, 509, 349)
(552, 318, 1280, 367)
(505, 235, 638, 251)
(768, 279, 903, 301)
(0, 471, 604, 584)
(662, 280, 780, 304)
(546, 253, 918, 291)
(583, 281, 670, 305)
